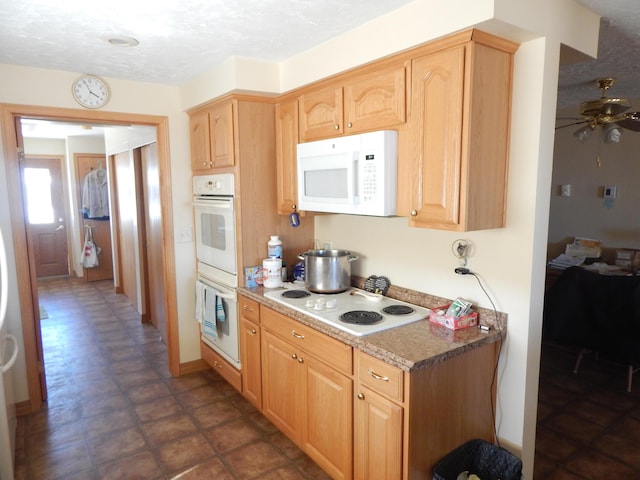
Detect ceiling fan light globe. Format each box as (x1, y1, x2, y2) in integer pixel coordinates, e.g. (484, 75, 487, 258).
(573, 124, 595, 142)
(603, 124, 623, 144)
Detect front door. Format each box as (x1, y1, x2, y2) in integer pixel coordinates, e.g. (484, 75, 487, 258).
(21, 156, 69, 277)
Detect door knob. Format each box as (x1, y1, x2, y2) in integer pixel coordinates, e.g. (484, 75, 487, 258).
(55, 225, 64, 231)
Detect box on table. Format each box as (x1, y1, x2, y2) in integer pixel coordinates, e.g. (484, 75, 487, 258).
(429, 304, 478, 330)
(244, 266, 265, 288)
(615, 249, 637, 269)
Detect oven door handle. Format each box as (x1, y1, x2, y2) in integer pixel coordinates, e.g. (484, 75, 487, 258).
(210, 290, 235, 301)
(193, 199, 233, 210)
(197, 279, 236, 300)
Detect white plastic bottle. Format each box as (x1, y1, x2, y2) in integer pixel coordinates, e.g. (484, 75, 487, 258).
(267, 235, 282, 258)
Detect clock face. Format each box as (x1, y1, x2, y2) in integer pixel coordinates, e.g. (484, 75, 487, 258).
(72, 75, 110, 109)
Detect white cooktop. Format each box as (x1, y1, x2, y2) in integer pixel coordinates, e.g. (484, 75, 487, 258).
(263, 285, 431, 336)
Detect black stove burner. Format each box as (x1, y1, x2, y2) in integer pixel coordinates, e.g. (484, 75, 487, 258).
(340, 310, 383, 325)
(382, 305, 414, 315)
(281, 290, 311, 299)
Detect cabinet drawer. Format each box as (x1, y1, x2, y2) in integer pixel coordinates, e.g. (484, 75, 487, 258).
(356, 350, 404, 403)
(200, 340, 242, 392)
(262, 307, 352, 375)
(239, 295, 260, 323)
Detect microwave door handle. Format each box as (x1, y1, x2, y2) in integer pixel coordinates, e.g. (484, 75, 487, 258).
(350, 152, 358, 203)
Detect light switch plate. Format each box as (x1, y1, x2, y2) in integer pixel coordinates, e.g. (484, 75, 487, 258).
(604, 185, 617, 199)
(176, 226, 193, 243)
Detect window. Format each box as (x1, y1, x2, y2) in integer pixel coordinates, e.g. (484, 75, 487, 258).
(23, 167, 55, 224)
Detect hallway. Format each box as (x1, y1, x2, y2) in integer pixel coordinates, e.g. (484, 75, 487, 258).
(15, 276, 330, 479)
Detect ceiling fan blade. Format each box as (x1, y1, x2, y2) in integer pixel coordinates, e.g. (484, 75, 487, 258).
(555, 119, 590, 130)
(616, 112, 640, 132)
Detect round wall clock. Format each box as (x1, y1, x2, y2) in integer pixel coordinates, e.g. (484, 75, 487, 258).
(72, 75, 110, 109)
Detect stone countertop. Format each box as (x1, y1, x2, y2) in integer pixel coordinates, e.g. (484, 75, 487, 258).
(237, 282, 505, 373)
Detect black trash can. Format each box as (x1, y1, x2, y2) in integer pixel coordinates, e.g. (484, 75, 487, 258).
(432, 439, 522, 480)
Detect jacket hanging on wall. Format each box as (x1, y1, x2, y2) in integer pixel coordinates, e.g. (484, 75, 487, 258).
(81, 167, 109, 219)
(81, 225, 101, 268)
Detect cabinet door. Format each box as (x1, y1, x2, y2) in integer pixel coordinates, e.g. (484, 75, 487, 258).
(354, 385, 403, 480)
(275, 99, 300, 215)
(190, 109, 212, 171)
(409, 45, 465, 228)
(261, 330, 304, 443)
(303, 355, 353, 480)
(209, 101, 236, 168)
(299, 86, 343, 142)
(239, 317, 262, 409)
(343, 65, 406, 134)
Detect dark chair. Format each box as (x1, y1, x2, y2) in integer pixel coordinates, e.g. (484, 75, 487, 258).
(543, 266, 640, 392)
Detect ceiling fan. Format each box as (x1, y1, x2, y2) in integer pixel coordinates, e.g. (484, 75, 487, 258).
(557, 77, 640, 145)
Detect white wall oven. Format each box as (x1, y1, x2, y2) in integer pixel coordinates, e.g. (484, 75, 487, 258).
(193, 174, 240, 369)
(193, 173, 237, 287)
(195, 263, 240, 368)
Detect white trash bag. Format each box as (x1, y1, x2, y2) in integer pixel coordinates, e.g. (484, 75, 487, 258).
(81, 226, 101, 268)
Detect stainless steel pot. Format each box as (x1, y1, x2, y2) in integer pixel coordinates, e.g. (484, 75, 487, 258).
(298, 249, 359, 293)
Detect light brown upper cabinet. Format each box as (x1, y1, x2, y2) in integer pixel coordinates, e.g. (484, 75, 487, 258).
(275, 98, 300, 215)
(407, 33, 517, 231)
(190, 100, 235, 172)
(298, 64, 407, 142)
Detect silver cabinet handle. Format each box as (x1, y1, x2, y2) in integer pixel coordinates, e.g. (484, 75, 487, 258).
(291, 330, 305, 339)
(368, 368, 389, 382)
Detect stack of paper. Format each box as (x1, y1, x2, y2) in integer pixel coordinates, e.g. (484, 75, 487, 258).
(548, 253, 585, 270)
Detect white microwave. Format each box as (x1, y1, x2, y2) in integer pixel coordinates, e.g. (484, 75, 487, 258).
(296, 130, 398, 216)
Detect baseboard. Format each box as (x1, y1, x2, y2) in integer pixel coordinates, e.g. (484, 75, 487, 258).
(179, 359, 209, 375)
(497, 437, 522, 458)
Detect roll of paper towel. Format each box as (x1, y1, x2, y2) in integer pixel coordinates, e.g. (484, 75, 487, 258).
(263, 258, 282, 288)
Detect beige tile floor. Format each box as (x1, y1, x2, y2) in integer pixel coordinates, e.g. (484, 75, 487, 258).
(15, 276, 332, 480)
(534, 341, 640, 479)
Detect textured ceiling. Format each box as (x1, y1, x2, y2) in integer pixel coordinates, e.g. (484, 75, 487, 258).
(558, 0, 640, 111)
(0, 0, 414, 85)
(4, 0, 640, 136)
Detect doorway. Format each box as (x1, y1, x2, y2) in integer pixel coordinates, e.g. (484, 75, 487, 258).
(0, 103, 179, 413)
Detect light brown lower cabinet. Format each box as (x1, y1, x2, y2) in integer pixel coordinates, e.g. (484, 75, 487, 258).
(354, 385, 403, 480)
(199, 341, 242, 392)
(261, 308, 353, 480)
(241, 303, 497, 480)
(239, 295, 262, 409)
(355, 351, 405, 480)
